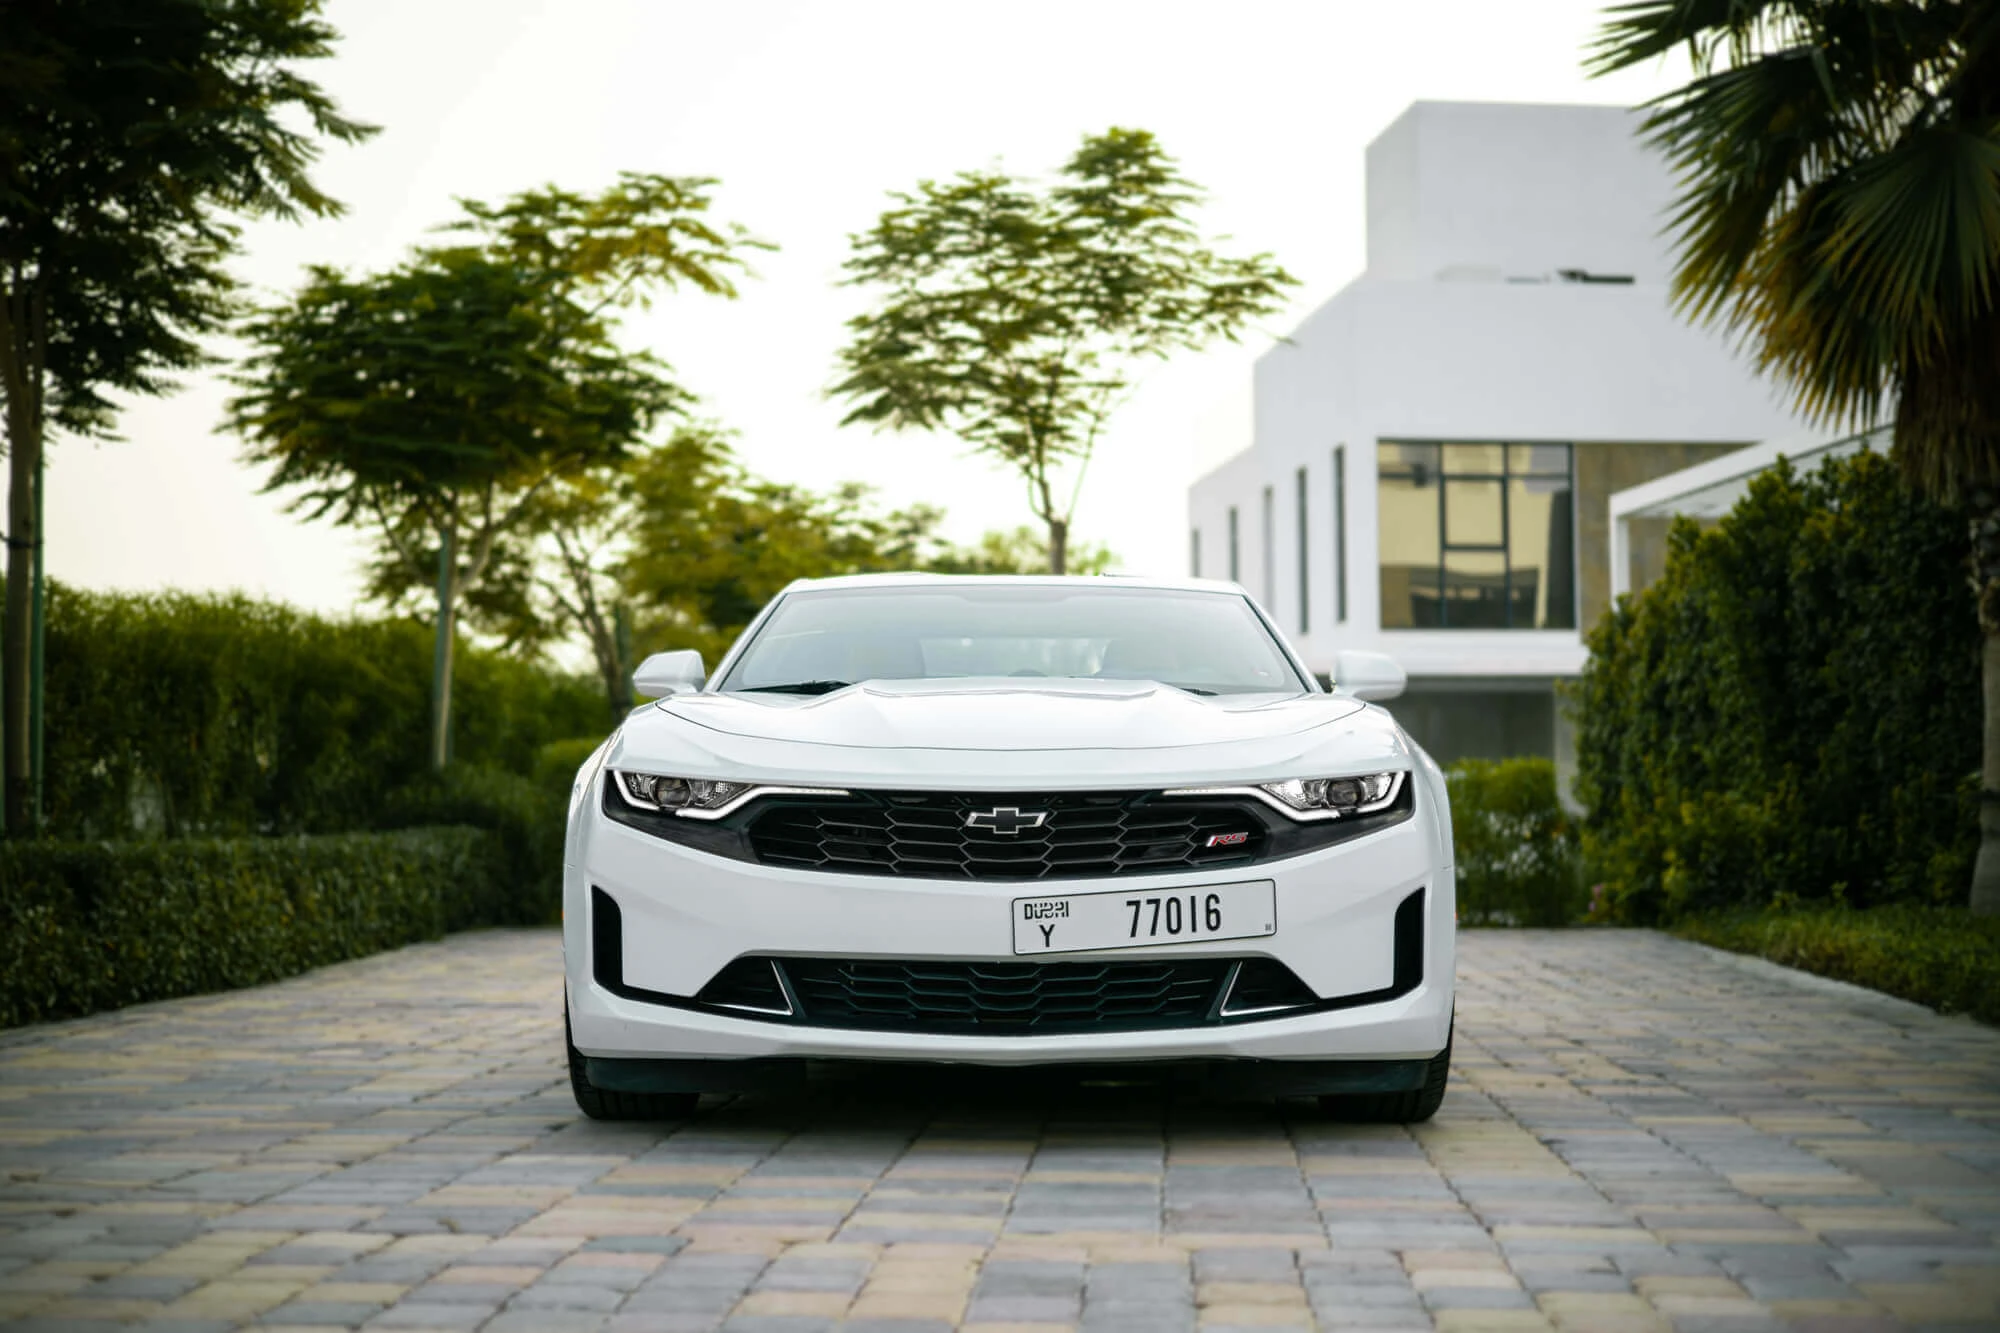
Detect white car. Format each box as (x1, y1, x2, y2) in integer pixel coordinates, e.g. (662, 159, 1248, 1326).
(562, 574, 1455, 1122)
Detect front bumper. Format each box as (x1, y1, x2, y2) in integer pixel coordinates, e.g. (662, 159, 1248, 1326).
(564, 793, 1455, 1069)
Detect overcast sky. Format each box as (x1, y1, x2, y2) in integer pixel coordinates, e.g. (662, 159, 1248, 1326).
(46, 0, 1692, 613)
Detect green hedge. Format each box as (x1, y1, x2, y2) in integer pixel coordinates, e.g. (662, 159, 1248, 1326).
(1446, 757, 1585, 926)
(35, 583, 606, 839)
(0, 827, 518, 1027)
(1675, 905, 2000, 1025)
(1572, 451, 1979, 922)
(376, 763, 573, 924)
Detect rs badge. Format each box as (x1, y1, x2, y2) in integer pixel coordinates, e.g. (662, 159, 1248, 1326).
(1205, 832, 1249, 848)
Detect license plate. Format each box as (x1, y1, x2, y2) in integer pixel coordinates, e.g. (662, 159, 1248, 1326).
(1011, 880, 1276, 955)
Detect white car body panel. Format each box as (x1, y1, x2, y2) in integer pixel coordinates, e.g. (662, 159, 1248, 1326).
(563, 574, 1456, 1087)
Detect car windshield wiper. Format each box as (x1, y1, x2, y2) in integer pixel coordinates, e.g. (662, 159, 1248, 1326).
(1165, 683, 1219, 696)
(737, 680, 853, 695)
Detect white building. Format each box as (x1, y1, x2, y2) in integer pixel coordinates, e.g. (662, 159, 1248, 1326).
(1188, 101, 1815, 769)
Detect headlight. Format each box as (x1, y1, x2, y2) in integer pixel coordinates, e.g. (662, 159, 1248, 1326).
(1259, 772, 1401, 815)
(1163, 770, 1406, 821)
(608, 770, 847, 821)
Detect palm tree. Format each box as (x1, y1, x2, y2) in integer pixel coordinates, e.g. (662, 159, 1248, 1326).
(1592, 2, 2000, 914)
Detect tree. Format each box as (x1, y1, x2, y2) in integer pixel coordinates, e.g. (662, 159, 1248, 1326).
(231, 175, 766, 762)
(366, 422, 964, 717)
(927, 525, 1117, 576)
(1590, 2, 2000, 913)
(229, 252, 681, 766)
(832, 128, 1295, 574)
(0, 0, 373, 833)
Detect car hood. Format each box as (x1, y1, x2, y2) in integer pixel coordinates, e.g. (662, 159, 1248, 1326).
(607, 678, 1413, 789)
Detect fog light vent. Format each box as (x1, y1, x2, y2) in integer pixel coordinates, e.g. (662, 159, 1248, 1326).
(697, 958, 795, 1016)
(1219, 959, 1318, 1017)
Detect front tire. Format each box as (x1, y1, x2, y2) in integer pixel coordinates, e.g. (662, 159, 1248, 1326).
(1318, 1023, 1451, 1124)
(566, 1006, 699, 1122)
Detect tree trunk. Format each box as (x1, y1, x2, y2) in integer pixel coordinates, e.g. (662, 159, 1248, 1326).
(0, 282, 43, 836)
(1047, 516, 1068, 576)
(1972, 500, 2000, 915)
(430, 520, 457, 770)
(609, 601, 634, 718)
(2, 396, 33, 834)
(1976, 630, 2000, 915)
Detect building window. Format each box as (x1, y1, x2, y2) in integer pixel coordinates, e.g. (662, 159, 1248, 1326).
(1260, 485, 1275, 606)
(1189, 528, 1201, 578)
(1227, 506, 1239, 581)
(1332, 446, 1348, 623)
(1294, 466, 1309, 633)
(1377, 442, 1576, 629)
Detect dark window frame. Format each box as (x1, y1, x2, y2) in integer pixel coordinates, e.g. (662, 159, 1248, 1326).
(1260, 485, 1275, 606)
(1294, 466, 1309, 634)
(1227, 506, 1240, 581)
(1377, 441, 1576, 630)
(1332, 446, 1348, 623)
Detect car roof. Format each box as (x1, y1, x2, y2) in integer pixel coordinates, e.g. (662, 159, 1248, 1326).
(780, 572, 1251, 595)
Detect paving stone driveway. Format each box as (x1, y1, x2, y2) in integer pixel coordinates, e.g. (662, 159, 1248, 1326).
(1, 929, 1997, 1333)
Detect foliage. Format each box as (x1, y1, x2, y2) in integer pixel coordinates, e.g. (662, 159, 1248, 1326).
(1590, 1, 2000, 913)
(376, 765, 569, 925)
(0, 826, 504, 1028)
(1675, 904, 2000, 1026)
(1445, 758, 1585, 927)
(927, 525, 1117, 576)
(834, 127, 1294, 573)
(228, 176, 764, 762)
(228, 249, 682, 765)
(533, 737, 606, 793)
(31, 582, 603, 841)
(0, 0, 374, 830)
(395, 422, 1103, 711)
(442, 172, 769, 309)
(1572, 450, 1978, 922)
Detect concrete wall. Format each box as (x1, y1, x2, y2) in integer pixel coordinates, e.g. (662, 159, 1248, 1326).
(1366, 102, 1677, 285)
(1191, 100, 1810, 683)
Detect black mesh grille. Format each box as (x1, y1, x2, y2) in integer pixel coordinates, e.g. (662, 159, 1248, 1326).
(745, 791, 1267, 881)
(778, 956, 1231, 1034)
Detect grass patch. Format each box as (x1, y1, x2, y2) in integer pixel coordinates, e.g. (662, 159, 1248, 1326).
(1673, 904, 2000, 1024)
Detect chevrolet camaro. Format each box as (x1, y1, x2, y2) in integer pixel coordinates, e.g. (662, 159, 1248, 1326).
(562, 574, 1455, 1121)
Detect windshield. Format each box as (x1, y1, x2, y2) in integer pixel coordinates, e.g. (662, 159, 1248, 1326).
(719, 584, 1307, 696)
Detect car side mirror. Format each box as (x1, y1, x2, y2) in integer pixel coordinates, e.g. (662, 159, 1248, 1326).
(632, 649, 705, 698)
(1332, 649, 1405, 702)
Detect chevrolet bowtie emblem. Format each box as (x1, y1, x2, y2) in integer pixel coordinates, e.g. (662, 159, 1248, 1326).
(964, 806, 1049, 836)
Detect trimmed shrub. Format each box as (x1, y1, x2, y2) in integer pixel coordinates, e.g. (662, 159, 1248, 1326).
(377, 765, 570, 924)
(1571, 451, 1978, 922)
(533, 736, 607, 794)
(1446, 758, 1585, 926)
(1675, 905, 2000, 1025)
(0, 827, 507, 1027)
(34, 584, 606, 839)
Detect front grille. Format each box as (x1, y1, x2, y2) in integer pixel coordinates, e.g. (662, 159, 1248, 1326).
(779, 956, 1231, 1034)
(745, 791, 1268, 881)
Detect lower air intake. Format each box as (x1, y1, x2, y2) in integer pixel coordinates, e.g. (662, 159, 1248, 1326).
(780, 956, 1231, 1035)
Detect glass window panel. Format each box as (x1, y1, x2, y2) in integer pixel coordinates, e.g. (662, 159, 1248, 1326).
(1442, 549, 1508, 628)
(1506, 477, 1575, 629)
(1377, 461, 1441, 629)
(1375, 442, 1575, 631)
(1444, 478, 1504, 546)
(1378, 441, 1439, 481)
(1508, 443, 1571, 476)
(1442, 442, 1505, 474)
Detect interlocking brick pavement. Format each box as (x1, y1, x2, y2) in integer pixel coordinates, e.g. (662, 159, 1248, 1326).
(1, 929, 1996, 1332)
